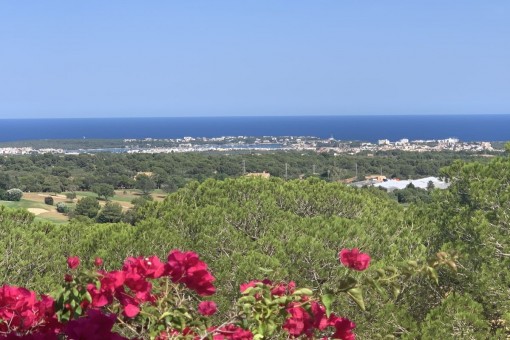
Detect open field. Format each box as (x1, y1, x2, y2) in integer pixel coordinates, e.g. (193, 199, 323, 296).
(0, 189, 167, 224)
(0, 198, 68, 224)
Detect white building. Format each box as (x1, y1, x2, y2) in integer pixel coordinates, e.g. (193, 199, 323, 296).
(374, 176, 449, 192)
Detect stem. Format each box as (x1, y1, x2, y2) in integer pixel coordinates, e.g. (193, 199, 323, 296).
(115, 315, 141, 338)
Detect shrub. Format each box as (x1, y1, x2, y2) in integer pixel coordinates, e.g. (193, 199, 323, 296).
(74, 196, 100, 219)
(0, 247, 457, 339)
(56, 202, 69, 213)
(65, 192, 77, 201)
(96, 202, 123, 223)
(5, 188, 23, 201)
(44, 196, 54, 205)
(131, 196, 153, 206)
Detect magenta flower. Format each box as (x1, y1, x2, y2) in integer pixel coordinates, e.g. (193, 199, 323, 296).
(339, 248, 371, 271)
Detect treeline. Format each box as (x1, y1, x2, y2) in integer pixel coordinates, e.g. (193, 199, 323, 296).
(0, 150, 489, 194)
(2, 150, 510, 337)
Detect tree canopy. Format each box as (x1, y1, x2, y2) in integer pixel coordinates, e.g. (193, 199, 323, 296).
(1, 153, 510, 337)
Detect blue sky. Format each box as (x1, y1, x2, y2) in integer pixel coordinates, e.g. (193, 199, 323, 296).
(0, 1, 509, 118)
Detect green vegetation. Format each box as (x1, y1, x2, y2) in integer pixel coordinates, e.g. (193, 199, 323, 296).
(0, 150, 509, 337)
(91, 183, 115, 200)
(74, 196, 100, 219)
(0, 151, 490, 197)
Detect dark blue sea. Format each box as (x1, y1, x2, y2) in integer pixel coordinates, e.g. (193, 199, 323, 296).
(0, 115, 509, 143)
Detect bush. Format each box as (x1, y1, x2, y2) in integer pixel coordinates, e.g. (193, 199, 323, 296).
(65, 192, 77, 201)
(96, 202, 123, 223)
(5, 188, 23, 201)
(0, 247, 458, 339)
(74, 196, 100, 219)
(131, 196, 153, 206)
(56, 202, 69, 214)
(44, 196, 54, 205)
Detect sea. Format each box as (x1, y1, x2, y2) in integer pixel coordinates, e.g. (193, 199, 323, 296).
(0, 115, 509, 143)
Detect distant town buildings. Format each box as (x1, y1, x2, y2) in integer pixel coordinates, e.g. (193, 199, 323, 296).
(373, 176, 449, 191)
(350, 176, 450, 191)
(0, 136, 500, 155)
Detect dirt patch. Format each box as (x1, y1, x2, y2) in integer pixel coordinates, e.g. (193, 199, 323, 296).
(27, 208, 49, 215)
(23, 193, 68, 203)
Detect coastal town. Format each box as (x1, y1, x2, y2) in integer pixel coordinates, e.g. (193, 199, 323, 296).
(0, 136, 499, 155)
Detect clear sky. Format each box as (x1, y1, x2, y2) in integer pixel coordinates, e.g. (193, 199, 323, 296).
(0, 1, 509, 118)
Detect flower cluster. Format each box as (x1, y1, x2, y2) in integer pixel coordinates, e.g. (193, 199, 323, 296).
(166, 250, 216, 296)
(240, 279, 296, 296)
(84, 250, 216, 319)
(239, 280, 356, 339)
(64, 309, 127, 340)
(0, 247, 372, 339)
(283, 301, 355, 339)
(339, 248, 371, 271)
(0, 285, 56, 335)
(213, 324, 254, 339)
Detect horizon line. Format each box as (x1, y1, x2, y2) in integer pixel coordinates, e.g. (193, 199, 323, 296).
(1, 113, 510, 120)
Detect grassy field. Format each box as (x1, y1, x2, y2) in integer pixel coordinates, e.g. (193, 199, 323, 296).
(0, 189, 167, 224)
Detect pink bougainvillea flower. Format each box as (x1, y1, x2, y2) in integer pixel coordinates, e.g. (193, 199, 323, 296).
(213, 324, 254, 340)
(198, 301, 217, 316)
(158, 327, 198, 340)
(101, 270, 126, 292)
(166, 250, 216, 296)
(123, 303, 140, 318)
(282, 303, 313, 337)
(270, 281, 296, 296)
(87, 283, 111, 308)
(0, 285, 56, 334)
(310, 301, 329, 330)
(66, 256, 80, 269)
(64, 309, 128, 340)
(239, 279, 272, 293)
(338, 248, 371, 271)
(123, 256, 165, 279)
(94, 257, 104, 267)
(329, 315, 356, 340)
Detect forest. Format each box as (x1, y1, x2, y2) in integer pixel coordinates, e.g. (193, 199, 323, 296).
(0, 147, 509, 338)
(0, 150, 492, 194)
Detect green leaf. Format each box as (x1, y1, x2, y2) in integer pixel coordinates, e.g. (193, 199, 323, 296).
(71, 287, 79, 297)
(386, 266, 397, 274)
(321, 293, 334, 317)
(241, 287, 255, 295)
(159, 311, 171, 320)
(84, 291, 92, 303)
(407, 260, 418, 268)
(258, 267, 274, 273)
(392, 286, 401, 299)
(338, 277, 358, 291)
(266, 319, 277, 335)
(347, 288, 365, 311)
(242, 303, 252, 314)
(257, 323, 266, 336)
(292, 288, 313, 296)
(239, 296, 256, 304)
(426, 266, 439, 285)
